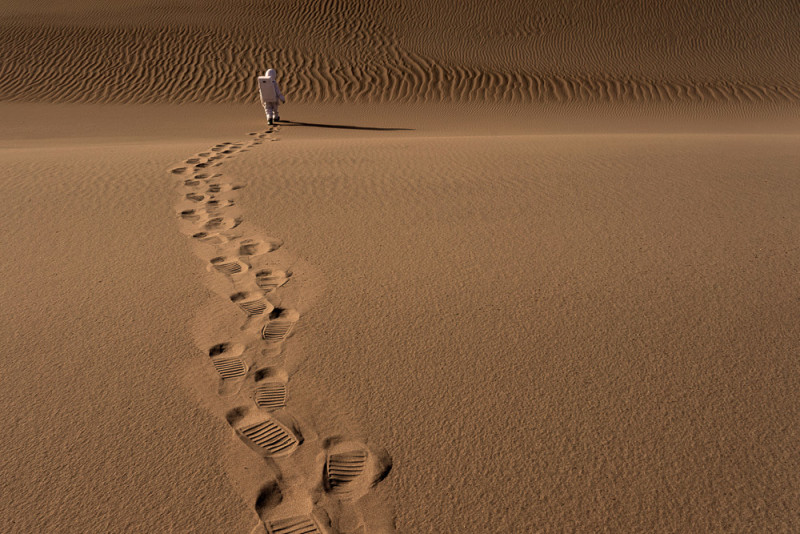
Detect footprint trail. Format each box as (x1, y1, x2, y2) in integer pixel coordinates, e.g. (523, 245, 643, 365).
(168, 128, 394, 533)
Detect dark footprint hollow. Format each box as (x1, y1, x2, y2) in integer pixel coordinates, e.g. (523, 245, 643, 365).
(255, 481, 283, 516)
(179, 208, 207, 222)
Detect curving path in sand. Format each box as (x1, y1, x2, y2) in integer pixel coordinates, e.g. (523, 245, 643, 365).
(169, 128, 393, 533)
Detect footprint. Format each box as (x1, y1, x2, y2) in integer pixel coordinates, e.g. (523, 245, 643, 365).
(252, 483, 284, 532)
(253, 378, 288, 411)
(193, 231, 231, 246)
(209, 343, 248, 397)
(204, 198, 236, 212)
(325, 448, 368, 499)
(261, 308, 300, 343)
(254, 268, 291, 292)
(207, 183, 242, 194)
(175, 134, 396, 529)
(231, 291, 273, 317)
(203, 216, 242, 232)
(323, 439, 393, 501)
(264, 516, 326, 534)
(239, 237, 282, 257)
(210, 256, 250, 276)
(179, 208, 210, 223)
(233, 411, 300, 458)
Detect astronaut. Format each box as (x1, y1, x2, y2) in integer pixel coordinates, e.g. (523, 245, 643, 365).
(258, 69, 285, 125)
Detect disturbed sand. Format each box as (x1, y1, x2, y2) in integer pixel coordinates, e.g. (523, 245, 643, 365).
(2, 1, 800, 532)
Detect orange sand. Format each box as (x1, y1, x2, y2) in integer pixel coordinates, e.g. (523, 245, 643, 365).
(1, 1, 799, 532)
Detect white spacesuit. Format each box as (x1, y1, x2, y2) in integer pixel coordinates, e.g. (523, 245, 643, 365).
(258, 69, 285, 125)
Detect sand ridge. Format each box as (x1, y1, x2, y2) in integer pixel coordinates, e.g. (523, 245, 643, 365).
(169, 129, 394, 533)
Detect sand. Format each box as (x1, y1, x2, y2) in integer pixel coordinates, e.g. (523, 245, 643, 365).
(228, 131, 800, 532)
(2, 1, 800, 532)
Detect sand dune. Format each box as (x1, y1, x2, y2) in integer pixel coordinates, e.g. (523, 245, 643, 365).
(2, 1, 799, 106)
(2, 0, 800, 532)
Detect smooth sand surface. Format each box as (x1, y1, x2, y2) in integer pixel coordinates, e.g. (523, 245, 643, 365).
(226, 132, 800, 532)
(2, 1, 800, 532)
(0, 140, 254, 532)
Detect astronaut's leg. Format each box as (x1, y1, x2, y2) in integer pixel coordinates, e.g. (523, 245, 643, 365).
(274, 102, 280, 122)
(265, 102, 275, 125)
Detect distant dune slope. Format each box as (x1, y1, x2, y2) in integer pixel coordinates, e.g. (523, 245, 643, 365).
(1, 0, 799, 105)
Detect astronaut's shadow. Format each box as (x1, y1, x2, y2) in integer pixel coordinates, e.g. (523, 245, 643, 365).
(278, 120, 413, 132)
